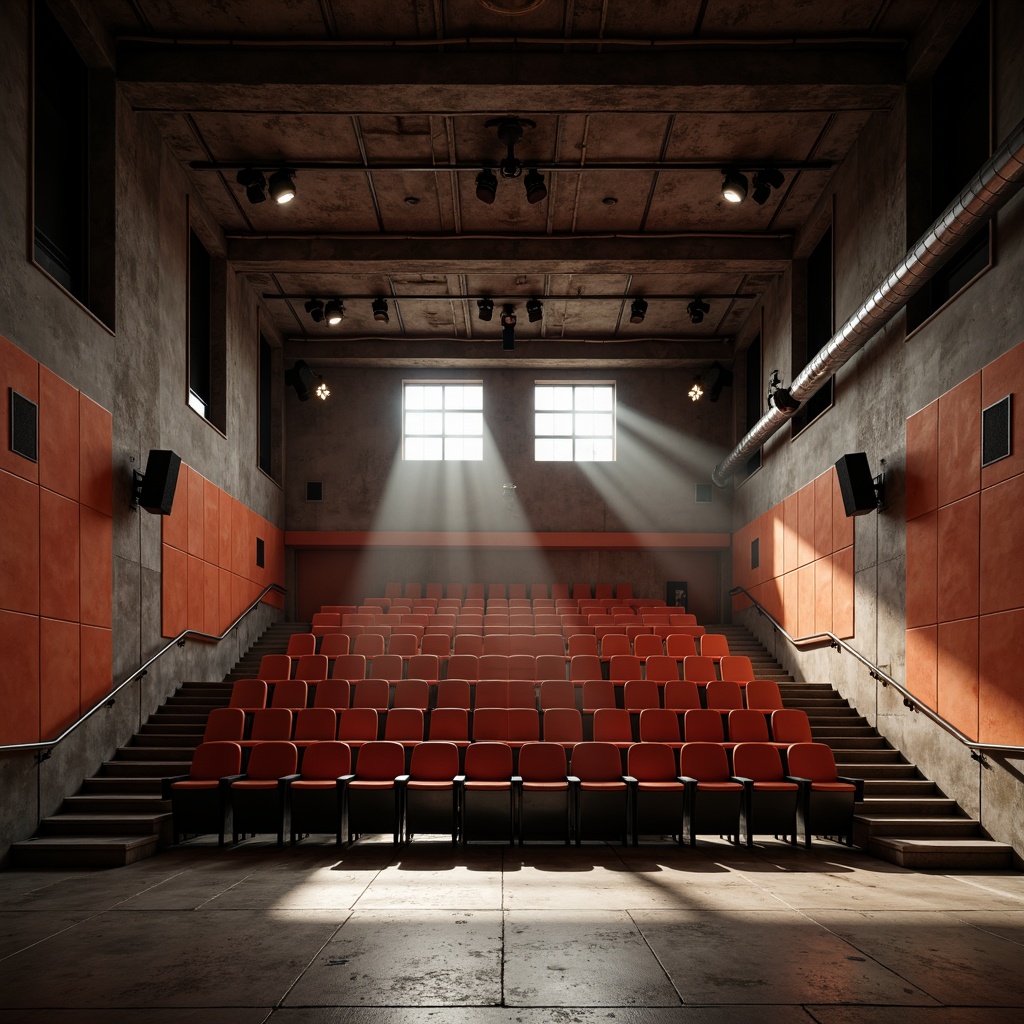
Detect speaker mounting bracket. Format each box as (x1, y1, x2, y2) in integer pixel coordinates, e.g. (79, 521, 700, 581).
(130, 469, 145, 510)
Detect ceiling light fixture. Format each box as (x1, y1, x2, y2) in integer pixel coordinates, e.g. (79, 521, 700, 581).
(526, 298, 543, 323)
(687, 298, 711, 324)
(372, 298, 390, 323)
(304, 298, 325, 323)
(629, 298, 648, 324)
(751, 167, 785, 205)
(524, 168, 547, 204)
(286, 360, 318, 401)
(721, 167, 748, 204)
(236, 167, 267, 204)
(267, 168, 296, 204)
(476, 117, 543, 204)
(323, 298, 345, 326)
(688, 378, 704, 402)
(315, 379, 331, 401)
(501, 305, 516, 351)
(477, 298, 494, 321)
(703, 361, 734, 402)
(475, 168, 498, 204)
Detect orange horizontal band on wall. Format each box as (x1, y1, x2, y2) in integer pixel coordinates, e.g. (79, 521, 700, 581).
(285, 531, 731, 550)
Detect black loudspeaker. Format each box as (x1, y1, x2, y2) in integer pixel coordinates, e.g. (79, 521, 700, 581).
(834, 452, 877, 517)
(139, 449, 181, 515)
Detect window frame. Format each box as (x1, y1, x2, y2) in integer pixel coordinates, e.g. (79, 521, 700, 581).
(186, 210, 227, 434)
(533, 381, 617, 463)
(402, 380, 485, 462)
(791, 220, 835, 439)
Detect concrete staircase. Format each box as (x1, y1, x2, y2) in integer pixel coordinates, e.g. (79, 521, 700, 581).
(710, 624, 1014, 870)
(11, 622, 309, 869)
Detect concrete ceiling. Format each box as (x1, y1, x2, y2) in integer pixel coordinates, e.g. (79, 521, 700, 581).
(83, 0, 974, 367)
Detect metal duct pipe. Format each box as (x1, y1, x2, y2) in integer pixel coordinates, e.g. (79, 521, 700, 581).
(712, 114, 1024, 487)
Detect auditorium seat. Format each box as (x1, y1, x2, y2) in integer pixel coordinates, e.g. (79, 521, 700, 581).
(678, 741, 742, 846)
(669, 613, 697, 626)
(785, 742, 864, 847)
(682, 655, 717, 684)
(569, 741, 629, 845)
(331, 654, 367, 681)
(608, 654, 642, 683)
(293, 708, 337, 748)
(229, 740, 299, 846)
(313, 679, 350, 711)
(294, 654, 329, 683)
(540, 678, 575, 710)
(420, 634, 451, 660)
(311, 613, 342, 638)
(568, 634, 599, 659)
(644, 655, 680, 683)
(258, 654, 292, 681)
(731, 742, 799, 847)
(770, 709, 813, 745)
(638, 708, 682, 751)
(570, 654, 602, 683)
(720, 655, 756, 683)
(600, 634, 631, 659)
(346, 740, 406, 844)
(388, 633, 419, 659)
(163, 740, 243, 845)
(428, 708, 470, 763)
(624, 678, 660, 715)
(353, 634, 386, 659)
(406, 654, 439, 681)
(726, 709, 771, 745)
(447, 654, 480, 680)
(337, 708, 379, 759)
(628, 741, 685, 845)
(452, 635, 483, 658)
(581, 679, 616, 715)
(392, 678, 429, 711)
(319, 633, 351, 660)
(517, 741, 572, 844)
(535, 653, 567, 680)
(370, 654, 404, 682)
(459, 741, 517, 844)
(384, 708, 425, 760)
(286, 633, 316, 657)
(683, 709, 725, 744)
(508, 678, 538, 709)
(403, 741, 460, 842)
(591, 709, 633, 764)
(435, 679, 471, 710)
(229, 679, 267, 712)
(542, 708, 583, 754)
(705, 680, 744, 713)
(665, 634, 698, 660)
(270, 680, 309, 710)
(352, 679, 390, 712)
(633, 634, 663, 660)
(288, 741, 353, 846)
(203, 707, 245, 743)
(663, 680, 702, 711)
(746, 679, 785, 711)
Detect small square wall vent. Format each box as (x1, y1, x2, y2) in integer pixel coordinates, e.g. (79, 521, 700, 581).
(255, 537, 265, 569)
(982, 395, 1011, 467)
(695, 483, 713, 504)
(10, 390, 38, 462)
(307, 481, 323, 502)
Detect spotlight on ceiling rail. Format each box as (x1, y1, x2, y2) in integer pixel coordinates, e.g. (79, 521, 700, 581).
(304, 298, 325, 324)
(323, 298, 345, 326)
(372, 298, 390, 323)
(721, 167, 748, 204)
(751, 167, 785, 205)
(476, 117, 542, 203)
(477, 297, 494, 322)
(687, 298, 711, 324)
(629, 298, 648, 324)
(524, 168, 547, 204)
(476, 168, 498, 204)
(702, 361, 734, 403)
(267, 168, 297, 204)
(526, 298, 543, 323)
(501, 304, 517, 351)
(236, 167, 267, 204)
(286, 360, 324, 402)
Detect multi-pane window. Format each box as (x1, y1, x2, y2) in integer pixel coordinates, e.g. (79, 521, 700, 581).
(535, 383, 615, 462)
(404, 383, 483, 461)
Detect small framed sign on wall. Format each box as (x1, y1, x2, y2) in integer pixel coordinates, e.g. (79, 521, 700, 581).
(666, 581, 688, 608)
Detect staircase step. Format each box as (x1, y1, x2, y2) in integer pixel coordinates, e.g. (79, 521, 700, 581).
(129, 734, 201, 749)
(63, 793, 170, 814)
(116, 745, 197, 760)
(38, 812, 172, 837)
(11, 835, 160, 868)
(853, 815, 982, 838)
(101, 760, 189, 777)
(832, 748, 908, 764)
(860, 779, 935, 795)
(836, 762, 917, 778)
(81, 776, 164, 794)
(857, 797, 961, 816)
(822, 736, 890, 749)
(868, 837, 1014, 870)
(139, 723, 205, 736)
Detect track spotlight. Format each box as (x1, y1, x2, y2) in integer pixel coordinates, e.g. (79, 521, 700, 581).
(323, 298, 345, 326)
(687, 298, 711, 324)
(688, 378, 704, 402)
(476, 168, 498, 204)
(526, 298, 543, 323)
(236, 167, 267, 204)
(703, 361, 734, 402)
(372, 298, 390, 323)
(267, 168, 296, 204)
(524, 168, 547, 204)
(315, 379, 331, 401)
(629, 298, 648, 324)
(721, 168, 748, 204)
(286, 360, 317, 401)
(501, 305, 516, 351)
(477, 298, 494, 322)
(304, 298, 325, 323)
(751, 167, 785, 205)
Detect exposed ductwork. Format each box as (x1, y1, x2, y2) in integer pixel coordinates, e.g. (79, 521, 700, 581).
(712, 114, 1024, 487)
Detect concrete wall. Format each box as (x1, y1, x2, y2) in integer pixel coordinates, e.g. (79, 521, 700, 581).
(0, 1, 284, 861)
(729, 0, 1024, 860)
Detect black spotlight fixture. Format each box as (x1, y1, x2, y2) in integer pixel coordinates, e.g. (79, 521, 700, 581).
(323, 298, 345, 326)
(526, 298, 543, 323)
(267, 168, 296, 204)
(477, 297, 494, 322)
(703, 361, 734, 403)
(687, 298, 711, 324)
(236, 167, 267, 204)
(751, 167, 785, 205)
(524, 168, 547, 204)
(304, 298, 325, 323)
(285, 360, 318, 401)
(500, 304, 517, 351)
(721, 167, 748, 204)
(372, 298, 390, 323)
(629, 298, 648, 324)
(476, 167, 498, 204)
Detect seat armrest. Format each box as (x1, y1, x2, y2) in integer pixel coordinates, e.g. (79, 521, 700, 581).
(677, 775, 698, 786)
(785, 775, 812, 785)
(395, 774, 411, 785)
(218, 773, 246, 791)
(838, 775, 865, 800)
(566, 775, 581, 787)
(161, 774, 189, 799)
(730, 775, 753, 786)
(622, 775, 637, 785)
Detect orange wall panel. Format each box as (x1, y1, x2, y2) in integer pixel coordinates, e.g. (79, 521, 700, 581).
(762, 577, 784, 625)
(0, 470, 40, 615)
(832, 545, 854, 639)
(981, 341, 1024, 488)
(797, 563, 816, 638)
(161, 544, 187, 637)
(978, 609, 1024, 746)
(187, 554, 205, 632)
(0, 610, 40, 744)
(231, 497, 247, 577)
(79, 395, 112, 517)
(936, 372, 981, 507)
(39, 490, 80, 622)
(796, 482, 815, 568)
(80, 624, 112, 713)
(219, 567, 234, 633)
(38, 367, 80, 501)
(936, 494, 979, 623)
(905, 625, 937, 708)
(783, 495, 799, 574)
(771, 506, 785, 578)
(218, 489, 232, 571)
(231, 573, 248, 623)
(814, 554, 833, 636)
(0, 334, 40, 484)
(39, 617, 80, 738)
(978, 472, 1024, 616)
(203, 561, 220, 636)
(831, 469, 854, 550)
(905, 512, 937, 628)
(936, 617, 979, 742)
(186, 466, 205, 560)
(813, 472, 833, 562)
(162, 463, 188, 551)
(204, 477, 220, 568)
(79, 505, 113, 629)
(905, 402, 938, 519)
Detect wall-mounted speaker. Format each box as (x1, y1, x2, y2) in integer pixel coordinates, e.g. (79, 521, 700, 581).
(834, 452, 877, 517)
(138, 449, 181, 515)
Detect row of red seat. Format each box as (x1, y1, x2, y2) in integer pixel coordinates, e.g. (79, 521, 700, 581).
(165, 738, 861, 848)
(379, 582, 638, 601)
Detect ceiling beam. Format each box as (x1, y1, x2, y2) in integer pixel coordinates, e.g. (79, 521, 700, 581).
(228, 234, 791, 274)
(117, 44, 904, 114)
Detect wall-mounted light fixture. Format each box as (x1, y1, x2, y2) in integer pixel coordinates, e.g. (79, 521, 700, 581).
(267, 168, 297, 204)
(286, 360, 329, 402)
(687, 298, 711, 324)
(477, 297, 494, 321)
(721, 168, 748, 204)
(236, 167, 267, 204)
(526, 298, 543, 323)
(688, 362, 733, 403)
(475, 117, 548, 205)
(688, 378, 704, 402)
(372, 298, 390, 323)
(501, 305, 517, 351)
(629, 298, 648, 324)
(751, 167, 785, 205)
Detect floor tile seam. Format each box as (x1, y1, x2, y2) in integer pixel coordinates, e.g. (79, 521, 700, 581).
(948, 874, 1024, 904)
(345, 846, 406, 910)
(0, 909, 108, 965)
(625, 908, 685, 1006)
(109, 868, 193, 909)
(268, 911, 352, 1014)
(500, 847, 507, 1008)
(195, 870, 257, 909)
(953, 916, 1024, 949)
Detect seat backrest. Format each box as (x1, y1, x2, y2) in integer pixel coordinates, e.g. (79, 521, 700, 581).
(258, 654, 292, 681)
(568, 634, 599, 658)
(352, 678, 390, 711)
(550, 583, 570, 600)
(638, 708, 680, 743)
(570, 741, 623, 781)
(623, 678, 660, 712)
(746, 679, 784, 711)
(628, 741, 678, 781)
(543, 707, 583, 743)
(727, 708, 769, 743)
(608, 654, 642, 681)
(270, 679, 309, 710)
(662, 679, 702, 711)
(310, 613, 340, 628)
(447, 654, 480, 680)
(428, 707, 469, 741)
(644, 655, 680, 682)
(600, 633, 631, 658)
(475, 678, 509, 709)
(337, 707, 378, 741)
(569, 654, 602, 680)
(665, 633, 698, 659)
(472, 707, 507, 741)
(354, 740, 406, 780)
(592, 708, 631, 742)
(682, 655, 717, 683)
(370, 654, 404, 681)
(384, 707, 424, 742)
(732, 742, 786, 782)
(353, 633, 386, 658)
(534, 654, 566, 680)
(633, 634, 663, 659)
(313, 678, 351, 711)
(533, 634, 567, 657)
(246, 741, 298, 780)
(540, 678, 575, 710)
(389, 633, 419, 657)
(786, 742, 839, 781)
(581, 678, 616, 711)
(463, 740, 513, 780)
(408, 740, 459, 780)
(286, 633, 317, 657)
(407, 654, 440, 680)
(320, 633, 351, 658)
(435, 678, 471, 709)
(425, 582, 444, 599)
(705, 680, 744, 711)
(190, 740, 242, 780)
(446, 582, 465, 601)
(331, 654, 367, 681)
(250, 707, 294, 741)
(294, 707, 337, 741)
(683, 708, 724, 743)
(453, 634, 483, 657)
(518, 741, 568, 781)
(771, 709, 812, 743)
(479, 654, 510, 679)
(669, 612, 697, 625)
(507, 678, 538, 709)
(679, 741, 731, 782)
(299, 740, 351, 780)
(204, 707, 245, 741)
(507, 708, 540, 741)
(508, 654, 536, 681)
(404, 582, 422, 599)
(293, 654, 328, 682)
(699, 633, 730, 659)
(720, 655, 755, 682)
(229, 679, 268, 710)
(393, 678, 429, 710)
(420, 635, 451, 659)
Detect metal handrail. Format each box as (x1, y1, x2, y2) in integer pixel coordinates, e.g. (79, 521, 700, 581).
(0, 583, 287, 759)
(729, 585, 1024, 759)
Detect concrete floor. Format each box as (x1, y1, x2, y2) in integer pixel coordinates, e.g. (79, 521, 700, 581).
(1, 837, 1023, 1023)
